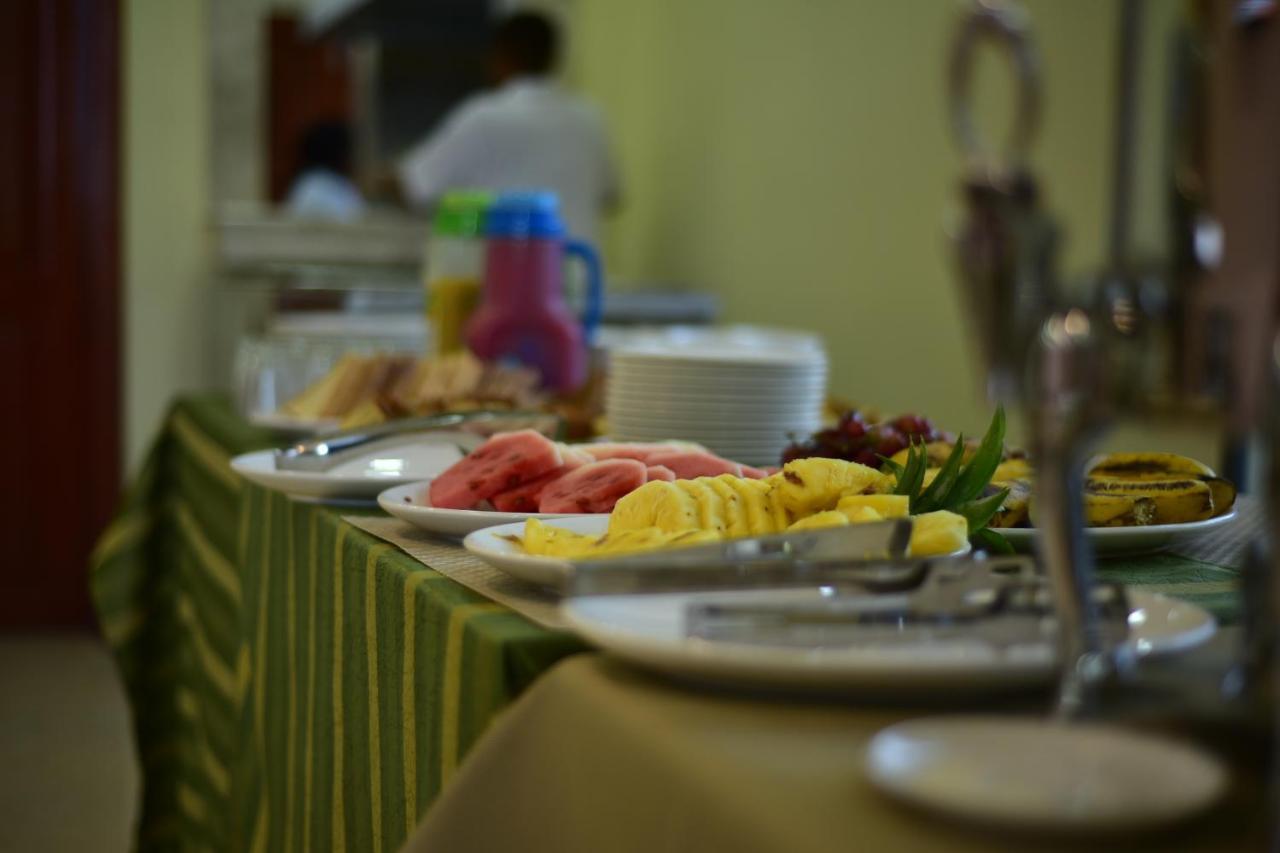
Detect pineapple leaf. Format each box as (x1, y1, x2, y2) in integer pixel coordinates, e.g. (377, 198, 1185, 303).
(971, 527, 1015, 554)
(878, 456, 906, 478)
(949, 405, 1007, 506)
(891, 439, 927, 506)
(955, 487, 1010, 534)
(915, 433, 966, 512)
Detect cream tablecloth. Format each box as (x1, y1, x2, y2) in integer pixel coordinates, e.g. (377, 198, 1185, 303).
(404, 654, 1268, 853)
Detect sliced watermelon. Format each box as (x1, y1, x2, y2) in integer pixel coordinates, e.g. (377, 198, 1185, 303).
(740, 465, 769, 479)
(645, 465, 676, 482)
(491, 448, 592, 513)
(577, 441, 708, 462)
(645, 450, 742, 480)
(428, 430, 563, 510)
(577, 442, 662, 461)
(537, 458, 648, 514)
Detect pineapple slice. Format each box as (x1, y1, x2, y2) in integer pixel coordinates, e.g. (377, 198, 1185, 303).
(676, 479, 729, 534)
(837, 494, 909, 519)
(786, 510, 850, 532)
(908, 510, 969, 556)
(608, 481, 700, 534)
(771, 458, 893, 517)
(707, 476, 751, 537)
(728, 476, 775, 536)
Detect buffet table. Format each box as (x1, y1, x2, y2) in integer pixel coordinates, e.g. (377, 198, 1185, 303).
(405, 655, 1268, 853)
(90, 396, 585, 852)
(91, 396, 1259, 852)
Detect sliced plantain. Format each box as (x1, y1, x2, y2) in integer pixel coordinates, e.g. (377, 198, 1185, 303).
(1087, 452, 1214, 481)
(992, 458, 1033, 483)
(1084, 493, 1158, 527)
(990, 479, 1032, 528)
(1085, 476, 1214, 524)
(1200, 476, 1237, 518)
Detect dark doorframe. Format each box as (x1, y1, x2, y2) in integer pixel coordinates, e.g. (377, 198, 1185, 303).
(0, 0, 121, 627)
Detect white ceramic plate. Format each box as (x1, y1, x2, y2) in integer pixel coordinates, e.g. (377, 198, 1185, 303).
(612, 348, 826, 368)
(606, 412, 808, 427)
(466, 516, 973, 591)
(559, 586, 1213, 693)
(609, 375, 827, 392)
(994, 509, 1238, 556)
(231, 442, 465, 502)
(461, 515, 608, 586)
(379, 482, 603, 539)
(865, 716, 1227, 831)
(247, 412, 342, 435)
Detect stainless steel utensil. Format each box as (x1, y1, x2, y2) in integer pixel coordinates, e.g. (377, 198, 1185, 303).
(683, 557, 1131, 650)
(273, 410, 560, 472)
(565, 519, 914, 597)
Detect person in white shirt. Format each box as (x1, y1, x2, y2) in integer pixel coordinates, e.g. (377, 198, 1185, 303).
(397, 11, 620, 244)
(285, 121, 367, 222)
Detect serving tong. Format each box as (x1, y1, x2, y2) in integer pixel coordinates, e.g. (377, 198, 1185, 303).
(563, 520, 1129, 652)
(273, 410, 560, 473)
(566, 520, 914, 597)
(686, 561, 1130, 651)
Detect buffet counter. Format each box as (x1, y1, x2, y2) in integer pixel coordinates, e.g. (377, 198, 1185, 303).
(406, 654, 1267, 853)
(91, 395, 1261, 852)
(90, 395, 583, 851)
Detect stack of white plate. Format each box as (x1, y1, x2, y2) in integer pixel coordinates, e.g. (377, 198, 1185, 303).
(605, 327, 826, 466)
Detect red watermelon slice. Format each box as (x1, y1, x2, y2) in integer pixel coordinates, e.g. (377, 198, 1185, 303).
(645, 450, 742, 480)
(577, 442, 661, 461)
(645, 465, 676, 482)
(428, 430, 563, 510)
(537, 458, 648, 514)
(490, 447, 592, 513)
(578, 441, 709, 463)
(740, 465, 769, 479)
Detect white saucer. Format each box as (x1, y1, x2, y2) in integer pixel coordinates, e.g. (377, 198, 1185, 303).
(865, 716, 1227, 831)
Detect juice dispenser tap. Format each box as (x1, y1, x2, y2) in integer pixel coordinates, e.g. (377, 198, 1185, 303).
(950, 0, 1280, 722)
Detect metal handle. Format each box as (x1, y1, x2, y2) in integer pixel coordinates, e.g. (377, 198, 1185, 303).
(949, 0, 1042, 175)
(564, 239, 603, 347)
(273, 410, 560, 472)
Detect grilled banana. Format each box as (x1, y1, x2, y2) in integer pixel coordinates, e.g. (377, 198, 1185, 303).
(1085, 476, 1215, 524)
(1084, 492, 1158, 527)
(1087, 452, 1214, 481)
(1029, 491, 1158, 527)
(1201, 476, 1237, 517)
(991, 479, 1032, 528)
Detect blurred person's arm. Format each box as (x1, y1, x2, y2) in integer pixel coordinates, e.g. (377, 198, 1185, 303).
(397, 107, 484, 210)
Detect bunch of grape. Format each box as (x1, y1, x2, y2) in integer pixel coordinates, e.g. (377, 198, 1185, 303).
(781, 411, 948, 468)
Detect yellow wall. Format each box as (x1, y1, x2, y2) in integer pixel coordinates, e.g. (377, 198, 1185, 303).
(569, 0, 1212, 458)
(123, 0, 211, 471)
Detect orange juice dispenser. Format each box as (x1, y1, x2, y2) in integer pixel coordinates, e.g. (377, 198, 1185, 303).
(424, 191, 493, 355)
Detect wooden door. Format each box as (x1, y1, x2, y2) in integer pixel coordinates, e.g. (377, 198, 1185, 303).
(0, 0, 121, 627)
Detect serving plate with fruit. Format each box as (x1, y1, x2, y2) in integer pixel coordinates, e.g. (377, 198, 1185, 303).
(784, 409, 1238, 556)
(464, 451, 984, 589)
(379, 430, 770, 537)
(988, 452, 1238, 555)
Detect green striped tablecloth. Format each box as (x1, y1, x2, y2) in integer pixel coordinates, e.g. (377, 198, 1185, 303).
(89, 395, 1253, 851)
(89, 395, 585, 852)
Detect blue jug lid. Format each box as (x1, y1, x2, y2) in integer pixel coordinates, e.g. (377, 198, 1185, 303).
(484, 190, 565, 238)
